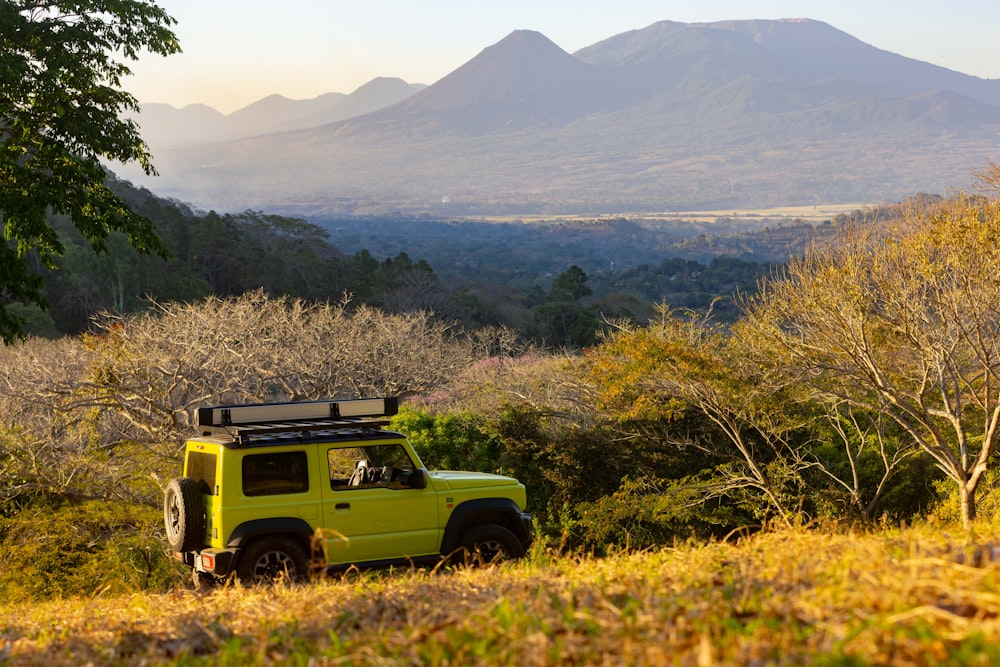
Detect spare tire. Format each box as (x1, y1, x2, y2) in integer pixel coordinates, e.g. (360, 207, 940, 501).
(164, 477, 205, 552)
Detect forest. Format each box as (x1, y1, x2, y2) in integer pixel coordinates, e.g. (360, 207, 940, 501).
(16, 177, 798, 346)
(38, 177, 906, 339)
(3, 168, 999, 602)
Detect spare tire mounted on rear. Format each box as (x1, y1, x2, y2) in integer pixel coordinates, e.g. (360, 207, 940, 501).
(164, 477, 205, 552)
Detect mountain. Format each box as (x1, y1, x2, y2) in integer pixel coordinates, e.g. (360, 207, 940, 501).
(119, 19, 1000, 215)
(377, 30, 625, 131)
(127, 103, 227, 147)
(127, 77, 425, 148)
(577, 19, 1000, 106)
(224, 92, 348, 136)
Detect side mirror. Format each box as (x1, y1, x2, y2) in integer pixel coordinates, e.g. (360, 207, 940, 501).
(409, 468, 428, 489)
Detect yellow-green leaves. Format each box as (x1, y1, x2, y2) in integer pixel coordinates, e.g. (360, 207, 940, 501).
(0, 1, 179, 342)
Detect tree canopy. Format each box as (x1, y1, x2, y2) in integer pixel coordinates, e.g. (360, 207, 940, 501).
(740, 187, 1000, 528)
(0, 0, 179, 342)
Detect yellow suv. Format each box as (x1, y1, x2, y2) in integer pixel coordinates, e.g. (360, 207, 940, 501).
(163, 398, 532, 584)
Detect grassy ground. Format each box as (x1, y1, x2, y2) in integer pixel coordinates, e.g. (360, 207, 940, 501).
(3, 524, 1000, 665)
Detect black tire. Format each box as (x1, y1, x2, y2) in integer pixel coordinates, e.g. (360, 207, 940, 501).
(164, 477, 205, 552)
(457, 524, 524, 566)
(236, 537, 309, 585)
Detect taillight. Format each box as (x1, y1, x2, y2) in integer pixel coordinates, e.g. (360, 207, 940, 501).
(202, 553, 216, 570)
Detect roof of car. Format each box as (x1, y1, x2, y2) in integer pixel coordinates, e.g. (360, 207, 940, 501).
(191, 397, 402, 448)
(189, 427, 407, 450)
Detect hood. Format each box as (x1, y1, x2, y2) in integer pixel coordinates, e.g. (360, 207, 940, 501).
(429, 470, 522, 490)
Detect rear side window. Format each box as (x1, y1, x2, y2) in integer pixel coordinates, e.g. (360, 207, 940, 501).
(242, 451, 309, 496)
(185, 451, 217, 496)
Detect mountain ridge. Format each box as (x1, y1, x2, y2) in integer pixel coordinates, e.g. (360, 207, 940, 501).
(119, 18, 1000, 215)
(129, 77, 426, 147)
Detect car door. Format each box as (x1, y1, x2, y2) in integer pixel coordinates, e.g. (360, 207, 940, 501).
(319, 443, 439, 564)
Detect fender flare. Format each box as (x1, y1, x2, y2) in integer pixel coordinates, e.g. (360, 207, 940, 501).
(227, 517, 315, 551)
(440, 498, 529, 555)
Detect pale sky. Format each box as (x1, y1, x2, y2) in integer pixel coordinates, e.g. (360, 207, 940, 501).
(125, 1, 1000, 115)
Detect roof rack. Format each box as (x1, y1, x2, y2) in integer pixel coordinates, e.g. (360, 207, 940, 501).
(197, 397, 399, 444)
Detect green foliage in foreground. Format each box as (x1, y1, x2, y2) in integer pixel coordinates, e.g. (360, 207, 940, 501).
(0, 1, 180, 343)
(0, 498, 177, 601)
(5, 526, 1000, 665)
(391, 409, 501, 474)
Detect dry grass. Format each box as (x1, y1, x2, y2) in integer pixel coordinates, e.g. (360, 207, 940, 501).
(4, 524, 1000, 665)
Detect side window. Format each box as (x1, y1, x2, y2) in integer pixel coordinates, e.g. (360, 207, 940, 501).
(328, 444, 418, 490)
(242, 451, 309, 496)
(367, 444, 416, 472)
(328, 447, 367, 487)
(185, 451, 217, 496)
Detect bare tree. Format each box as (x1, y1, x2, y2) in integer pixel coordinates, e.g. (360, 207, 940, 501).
(84, 292, 474, 448)
(741, 192, 1000, 528)
(0, 337, 160, 503)
(0, 292, 480, 504)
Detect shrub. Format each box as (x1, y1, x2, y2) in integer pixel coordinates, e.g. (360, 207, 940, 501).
(0, 497, 179, 600)
(391, 408, 500, 473)
(564, 476, 754, 554)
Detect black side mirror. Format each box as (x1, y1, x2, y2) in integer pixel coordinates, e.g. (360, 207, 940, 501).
(409, 468, 428, 489)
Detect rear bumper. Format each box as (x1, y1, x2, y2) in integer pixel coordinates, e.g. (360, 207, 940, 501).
(173, 548, 236, 578)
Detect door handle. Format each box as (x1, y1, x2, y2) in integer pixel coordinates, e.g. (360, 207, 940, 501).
(335, 502, 350, 510)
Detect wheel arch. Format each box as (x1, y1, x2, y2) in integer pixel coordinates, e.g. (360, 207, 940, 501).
(227, 517, 315, 554)
(440, 498, 530, 555)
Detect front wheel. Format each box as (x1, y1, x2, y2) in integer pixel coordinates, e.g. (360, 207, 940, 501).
(236, 537, 309, 585)
(457, 524, 524, 566)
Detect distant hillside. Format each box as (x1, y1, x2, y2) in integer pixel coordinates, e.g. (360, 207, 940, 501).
(126, 77, 426, 148)
(117, 18, 1000, 215)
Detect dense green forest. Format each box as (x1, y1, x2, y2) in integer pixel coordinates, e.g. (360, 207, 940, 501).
(18, 177, 854, 345)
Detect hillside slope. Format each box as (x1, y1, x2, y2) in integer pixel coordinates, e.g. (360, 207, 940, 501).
(119, 19, 1000, 215)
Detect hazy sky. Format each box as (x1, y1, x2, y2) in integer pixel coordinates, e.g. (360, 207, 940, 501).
(125, 1, 1000, 114)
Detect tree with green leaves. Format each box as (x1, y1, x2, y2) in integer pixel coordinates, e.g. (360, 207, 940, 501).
(586, 306, 813, 525)
(0, 1, 180, 342)
(741, 182, 1000, 529)
(535, 265, 599, 348)
(549, 265, 592, 302)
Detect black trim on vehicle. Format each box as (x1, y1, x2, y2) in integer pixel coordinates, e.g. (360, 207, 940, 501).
(199, 548, 236, 576)
(323, 554, 441, 573)
(226, 517, 315, 549)
(439, 498, 534, 555)
(207, 429, 407, 449)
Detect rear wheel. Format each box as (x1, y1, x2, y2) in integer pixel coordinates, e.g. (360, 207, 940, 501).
(163, 477, 205, 552)
(457, 524, 524, 566)
(236, 537, 309, 585)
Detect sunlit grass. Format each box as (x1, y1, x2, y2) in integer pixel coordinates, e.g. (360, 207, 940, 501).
(4, 523, 1000, 665)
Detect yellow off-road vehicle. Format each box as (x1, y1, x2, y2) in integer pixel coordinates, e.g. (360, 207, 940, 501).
(163, 397, 532, 584)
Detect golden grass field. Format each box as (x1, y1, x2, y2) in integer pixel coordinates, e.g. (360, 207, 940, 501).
(3, 524, 1000, 666)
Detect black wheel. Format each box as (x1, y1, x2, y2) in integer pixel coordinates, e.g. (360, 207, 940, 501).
(164, 477, 205, 552)
(236, 537, 309, 585)
(457, 524, 524, 566)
